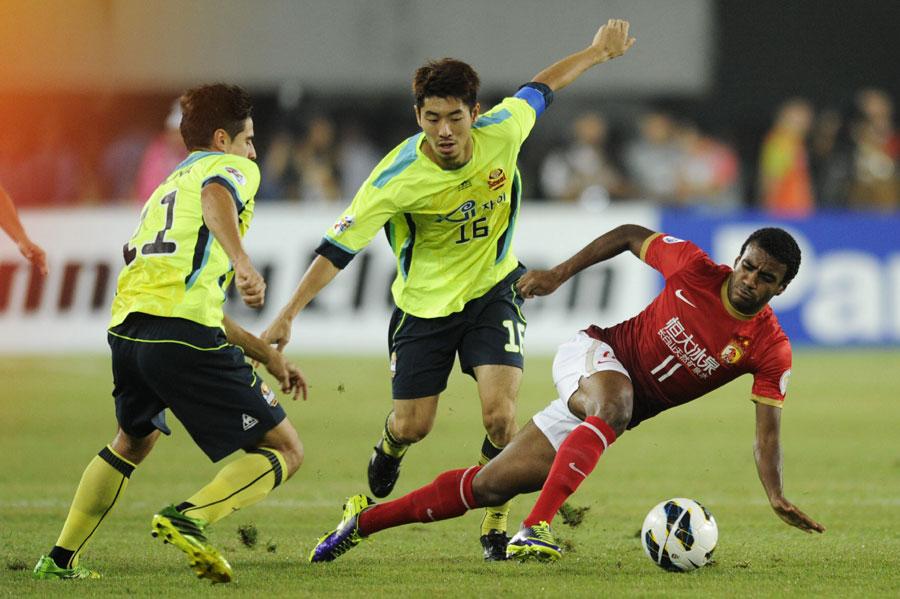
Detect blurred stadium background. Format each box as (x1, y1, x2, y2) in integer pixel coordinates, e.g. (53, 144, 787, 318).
(1, 0, 899, 355)
(2, 5, 899, 595)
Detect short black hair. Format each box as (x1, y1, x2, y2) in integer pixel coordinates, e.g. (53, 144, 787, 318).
(740, 227, 801, 285)
(179, 83, 253, 151)
(412, 58, 480, 111)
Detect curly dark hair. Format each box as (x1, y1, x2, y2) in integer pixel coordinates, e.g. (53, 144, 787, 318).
(740, 227, 801, 285)
(179, 83, 253, 151)
(412, 58, 480, 110)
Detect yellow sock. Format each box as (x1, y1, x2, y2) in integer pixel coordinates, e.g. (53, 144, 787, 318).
(54, 446, 135, 568)
(478, 435, 511, 536)
(379, 411, 408, 459)
(181, 448, 287, 525)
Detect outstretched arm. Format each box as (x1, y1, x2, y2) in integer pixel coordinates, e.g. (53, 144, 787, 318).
(754, 402, 825, 533)
(0, 184, 48, 275)
(261, 254, 341, 351)
(517, 224, 654, 298)
(530, 19, 636, 92)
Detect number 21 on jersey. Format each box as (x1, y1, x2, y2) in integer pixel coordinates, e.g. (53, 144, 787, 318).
(123, 190, 179, 265)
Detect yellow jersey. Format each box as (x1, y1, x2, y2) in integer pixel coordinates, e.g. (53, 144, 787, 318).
(110, 151, 259, 329)
(318, 91, 545, 318)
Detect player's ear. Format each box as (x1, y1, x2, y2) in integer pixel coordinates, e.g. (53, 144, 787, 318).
(211, 128, 229, 152)
(471, 102, 480, 122)
(414, 105, 422, 127)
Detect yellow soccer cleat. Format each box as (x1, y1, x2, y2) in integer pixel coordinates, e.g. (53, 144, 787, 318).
(32, 555, 101, 580)
(151, 504, 233, 583)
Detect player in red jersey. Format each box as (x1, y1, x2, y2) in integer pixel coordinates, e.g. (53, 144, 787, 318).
(308, 224, 825, 563)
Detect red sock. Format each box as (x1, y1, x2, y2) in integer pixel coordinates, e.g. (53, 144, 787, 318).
(523, 416, 616, 527)
(358, 466, 482, 536)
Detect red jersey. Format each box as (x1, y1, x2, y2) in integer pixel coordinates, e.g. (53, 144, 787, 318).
(585, 233, 792, 428)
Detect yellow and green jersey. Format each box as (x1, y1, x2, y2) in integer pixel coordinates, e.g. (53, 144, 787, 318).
(317, 86, 550, 318)
(110, 151, 260, 329)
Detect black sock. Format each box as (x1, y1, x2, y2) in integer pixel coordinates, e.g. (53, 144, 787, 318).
(48, 546, 75, 569)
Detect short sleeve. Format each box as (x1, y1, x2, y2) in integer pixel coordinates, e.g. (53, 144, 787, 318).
(475, 96, 538, 148)
(642, 233, 708, 279)
(318, 177, 398, 268)
(201, 155, 260, 209)
(750, 338, 792, 407)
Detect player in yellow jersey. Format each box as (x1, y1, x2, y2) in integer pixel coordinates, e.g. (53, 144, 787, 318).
(34, 84, 307, 583)
(264, 19, 636, 560)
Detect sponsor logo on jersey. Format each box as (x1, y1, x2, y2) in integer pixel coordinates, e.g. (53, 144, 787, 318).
(225, 166, 246, 185)
(779, 369, 791, 395)
(658, 316, 721, 379)
(663, 235, 685, 244)
(436, 199, 477, 224)
(487, 168, 507, 190)
(674, 288, 698, 308)
(261, 382, 278, 407)
(333, 215, 355, 235)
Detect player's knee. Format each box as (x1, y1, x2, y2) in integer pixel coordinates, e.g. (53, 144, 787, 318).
(390, 415, 433, 443)
(572, 387, 632, 437)
(257, 422, 304, 478)
(471, 472, 513, 508)
(482, 412, 516, 446)
(111, 429, 159, 465)
(280, 438, 304, 478)
(597, 390, 632, 436)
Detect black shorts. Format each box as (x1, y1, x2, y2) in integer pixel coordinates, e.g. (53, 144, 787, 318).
(388, 264, 527, 399)
(108, 313, 287, 462)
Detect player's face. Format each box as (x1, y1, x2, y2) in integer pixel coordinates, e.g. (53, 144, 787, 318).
(223, 117, 257, 160)
(415, 97, 480, 170)
(728, 243, 788, 314)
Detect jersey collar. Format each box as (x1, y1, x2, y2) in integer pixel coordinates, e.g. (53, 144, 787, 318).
(174, 151, 224, 172)
(720, 274, 763, 320)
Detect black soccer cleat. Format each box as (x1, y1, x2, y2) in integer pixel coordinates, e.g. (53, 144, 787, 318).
(367, 444, 403, 498)
(480, 530, 510, 562)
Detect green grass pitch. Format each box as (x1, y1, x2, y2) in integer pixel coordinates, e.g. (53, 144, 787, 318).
(2, 350, 899, 598)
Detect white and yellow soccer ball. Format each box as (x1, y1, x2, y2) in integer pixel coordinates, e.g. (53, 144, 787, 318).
(640, 497, 718, 572)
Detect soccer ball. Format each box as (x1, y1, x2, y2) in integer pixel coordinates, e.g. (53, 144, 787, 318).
(640, 497, 718, 572)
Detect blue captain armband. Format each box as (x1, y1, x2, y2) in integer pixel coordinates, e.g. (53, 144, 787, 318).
(514, 82, 554, 117)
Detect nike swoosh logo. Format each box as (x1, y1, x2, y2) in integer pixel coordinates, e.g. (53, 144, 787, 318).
(426, 508, 436, 521)
(568, 462, 588, 478)
(675, 288, 697, 308)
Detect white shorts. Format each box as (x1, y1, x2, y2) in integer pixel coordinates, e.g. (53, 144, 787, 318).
(532, 331, 631, 450)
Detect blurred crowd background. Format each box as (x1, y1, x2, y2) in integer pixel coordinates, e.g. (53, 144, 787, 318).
(2, 1, 899, 215)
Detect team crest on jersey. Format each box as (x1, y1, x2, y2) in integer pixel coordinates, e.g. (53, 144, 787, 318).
(719, 338, 749, 364)
(662, 235, 685, 244)
(333, 215, 355, 235)
(487, 168, 507, 190)
(779, 369, 791, 395)
(225, 166, 246, 185)
(260, 382, 278, 407)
